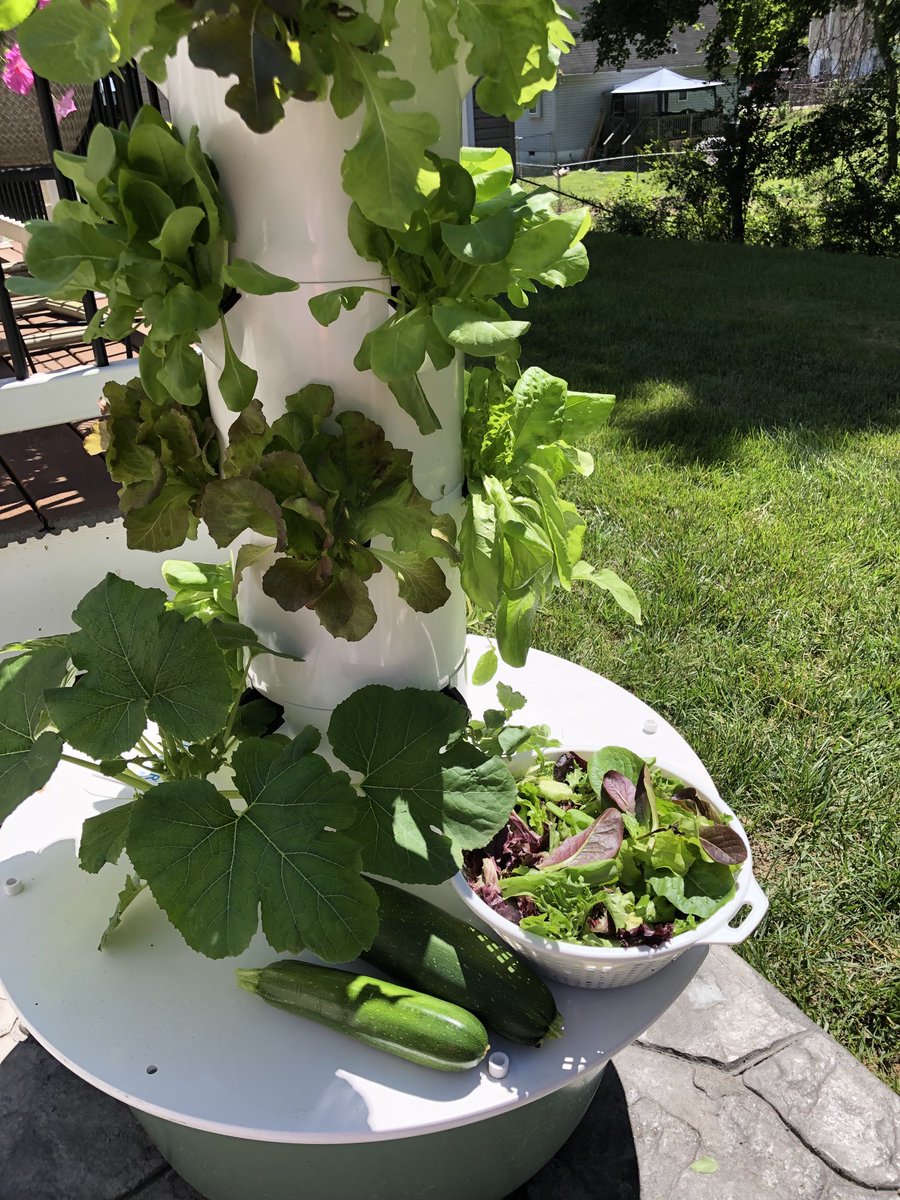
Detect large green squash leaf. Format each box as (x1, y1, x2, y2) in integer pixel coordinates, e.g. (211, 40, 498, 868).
(328, 686, 516, 883)
(0, 649, 69, 822)
(127, 736, 378, 960)
(44, 575, 232, 759)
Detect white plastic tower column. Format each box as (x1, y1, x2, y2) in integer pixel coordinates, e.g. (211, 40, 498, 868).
(164, 1, 474, 728)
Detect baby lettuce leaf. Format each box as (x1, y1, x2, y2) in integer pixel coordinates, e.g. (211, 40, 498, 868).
(633, 766, 659, 831)
(539, 807, 624, 871)
(208, 393, 458, 639)
(127, 734, 378, 961)
(0, 648, 69, 822)
(588, 746, 647, 795)
(602, 770, 636, 813)
(699, 823, 749, 866)
(10, 110, 290, 418)
(329, 686, 516, 884)
(648, 860, 737, 920)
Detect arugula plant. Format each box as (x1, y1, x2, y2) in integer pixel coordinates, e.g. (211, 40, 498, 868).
(309, 147, 591, 433)
(7, 107, 296, 412)
(0, 570, 516, 958)
(461, 364, 641, 667)
(463, 745, 748, 948)
(9, 0, 572, 232)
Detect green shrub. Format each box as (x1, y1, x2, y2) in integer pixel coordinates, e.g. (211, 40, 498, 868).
(593, 179, 666, 237)
(746, 180, 821, 250)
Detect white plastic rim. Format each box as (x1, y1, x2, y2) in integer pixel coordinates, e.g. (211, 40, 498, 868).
(451, 753, 769, 989)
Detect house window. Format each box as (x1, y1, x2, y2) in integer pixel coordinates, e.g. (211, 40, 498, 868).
(524, 96, 542, 117)
(677, 90, 688, 101)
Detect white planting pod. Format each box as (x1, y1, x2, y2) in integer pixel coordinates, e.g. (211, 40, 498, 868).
(203, 294, 464, 502)
(238, 496, 468, 735)
(165, 1, 473, 719)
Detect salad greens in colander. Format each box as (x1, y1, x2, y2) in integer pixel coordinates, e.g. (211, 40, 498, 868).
(462, 743, 748, 949)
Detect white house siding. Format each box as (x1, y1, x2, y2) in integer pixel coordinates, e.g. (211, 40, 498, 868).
(516, 88, 558, 162)
(516, 65, 718, 164)
(809, 6, 879, 77)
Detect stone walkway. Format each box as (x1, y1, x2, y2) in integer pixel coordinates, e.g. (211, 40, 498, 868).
(1, 948, 897, 1200)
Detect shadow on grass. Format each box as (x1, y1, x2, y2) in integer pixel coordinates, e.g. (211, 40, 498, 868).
(521, 234, 900, 465)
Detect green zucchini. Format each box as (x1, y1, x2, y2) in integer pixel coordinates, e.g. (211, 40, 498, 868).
(236, 960, 489, 1072)
(361, 878, 563, 1047)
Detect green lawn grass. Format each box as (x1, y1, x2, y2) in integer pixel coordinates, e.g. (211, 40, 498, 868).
(525, 168, 664, 207)
(519, 234, 900, 1088)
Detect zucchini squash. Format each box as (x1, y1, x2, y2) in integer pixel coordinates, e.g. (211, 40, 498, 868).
(236, 960, 488, 1072)
(361, 878, 563, 1046)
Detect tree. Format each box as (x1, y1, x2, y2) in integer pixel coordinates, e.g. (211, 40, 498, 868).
(581, 0, 830, 241)
(807, 2, 899, 179)
(866, 0, 900, 177)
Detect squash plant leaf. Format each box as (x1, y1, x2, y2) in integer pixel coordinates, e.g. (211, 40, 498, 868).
(127, 737, 378, 961)
(328, 685, 517, 884)
(0, 648, 69, 822)
(79, 802, 135, 874)
(44, 574, 232, 760)
(99, 873, 147, 951)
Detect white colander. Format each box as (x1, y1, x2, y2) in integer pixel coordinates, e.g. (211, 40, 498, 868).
(451, 757, 768, 990)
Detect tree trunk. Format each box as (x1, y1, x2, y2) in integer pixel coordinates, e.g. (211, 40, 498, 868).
(870, 11, 898, 178)
(723, 120, 749, 243)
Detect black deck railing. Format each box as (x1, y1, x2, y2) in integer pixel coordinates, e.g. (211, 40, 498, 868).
(0, 66, 163, 380)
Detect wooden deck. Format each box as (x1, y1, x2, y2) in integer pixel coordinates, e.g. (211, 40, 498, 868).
(0, 247, 131, 545)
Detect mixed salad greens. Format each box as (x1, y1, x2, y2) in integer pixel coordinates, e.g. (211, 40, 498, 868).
(463, 742, 748, 949)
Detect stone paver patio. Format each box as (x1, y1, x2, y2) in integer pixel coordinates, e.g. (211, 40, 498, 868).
(2, 947, 898, 1200)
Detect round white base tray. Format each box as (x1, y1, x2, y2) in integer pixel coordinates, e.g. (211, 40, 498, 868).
(0, 644, 712, 1196)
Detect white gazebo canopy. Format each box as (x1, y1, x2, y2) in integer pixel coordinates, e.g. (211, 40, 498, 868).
(611, 68, 723, 95)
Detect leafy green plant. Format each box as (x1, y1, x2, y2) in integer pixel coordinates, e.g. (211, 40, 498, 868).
(202, 383, 460, 640)
(461, 365, 641, 666)
(463, 745, 747, 947)
(0, 571, 516, 958)
(7, 107, 297, 410)
(10, 0, 572, 232)
(310, 147, 591, 431)
(85, 375, 220, 553)
(90, 375, 458, 637)
(461, 678, 558, 761)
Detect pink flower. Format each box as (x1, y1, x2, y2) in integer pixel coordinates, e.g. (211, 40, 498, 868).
(2, 43, 34, 96)
(54, 86, 76, 120)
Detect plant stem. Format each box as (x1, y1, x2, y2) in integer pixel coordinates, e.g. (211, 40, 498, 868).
(59, 754, 153, 793)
